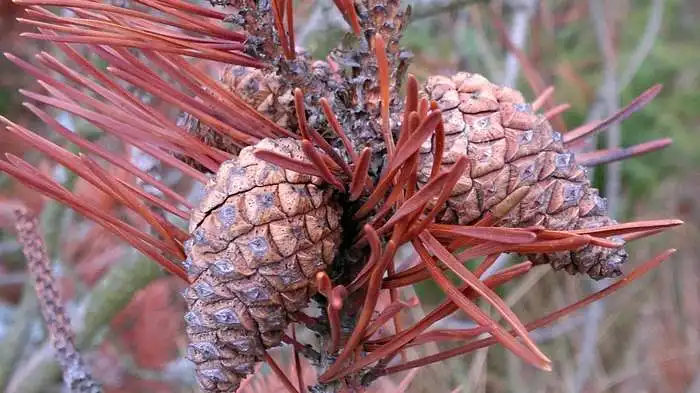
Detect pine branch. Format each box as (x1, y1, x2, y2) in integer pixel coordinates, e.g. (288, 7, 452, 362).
(5, 253, 163, 393)
(13, 208, 102, 393)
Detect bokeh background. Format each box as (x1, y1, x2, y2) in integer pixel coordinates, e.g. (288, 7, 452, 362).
(1, 0, 699, 392)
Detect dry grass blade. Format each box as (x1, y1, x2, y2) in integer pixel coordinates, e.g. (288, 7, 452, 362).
(355, 111, 442, 218)
(349, 147, 372, 201)
(576, 138, 672, 167)
(364, 297, 419, 339)
(413, 239, 550, 370)
(429, 224, 537, 244)
(564, 84, 664, 145)
(320, 231, 398, 383)
(572, 219, 683, 237)
(374, 34, 394, 157)
(544, 103, 571, 120)
(320, 97, 358, 162)
(419, 232, 550, 366)
(532, 86, 555, 111)
(254, 149, 325, 178)
(301, 140, 346, 191)
(0, 156, 187, 280)
(264, 352, 300, 393)
(381, 249, 676, 376)
(367, 262, 533, 369)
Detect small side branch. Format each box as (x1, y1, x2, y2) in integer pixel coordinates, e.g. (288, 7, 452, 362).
(13, 208, 102, 393)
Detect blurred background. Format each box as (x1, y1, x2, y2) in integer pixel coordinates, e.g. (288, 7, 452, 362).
(0, 0, 699, 392)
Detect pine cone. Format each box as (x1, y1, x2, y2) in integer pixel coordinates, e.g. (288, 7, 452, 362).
(218, 59, 341, 131)
(178, 64, 296, 165)
(418, 73, 626, 279)
(180, 59, 340, 173)
(184, 138, 343, 392)
(219, 65, 297, 129)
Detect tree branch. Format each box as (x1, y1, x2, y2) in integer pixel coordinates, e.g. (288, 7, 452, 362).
(13, 208, 102, 393)
(572, 1, 620, 391)
(5, 253, 163, 393)
(502, 0, 538, 87)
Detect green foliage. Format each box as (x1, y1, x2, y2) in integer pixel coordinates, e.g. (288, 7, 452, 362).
(0, 89, 11, 116)
(545, 0, 700, 217)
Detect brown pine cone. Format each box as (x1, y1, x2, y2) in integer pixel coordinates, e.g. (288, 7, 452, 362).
(184, 138, 343, 392)
(219, 64, 297, 129)
(179, 59, 339, 173)
(217, 59, 338, 131)
(178, 64, 296, 165)
(418, 73, 626, 279)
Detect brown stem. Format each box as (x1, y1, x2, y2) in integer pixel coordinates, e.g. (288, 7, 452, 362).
(13, 208, 102, 393)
